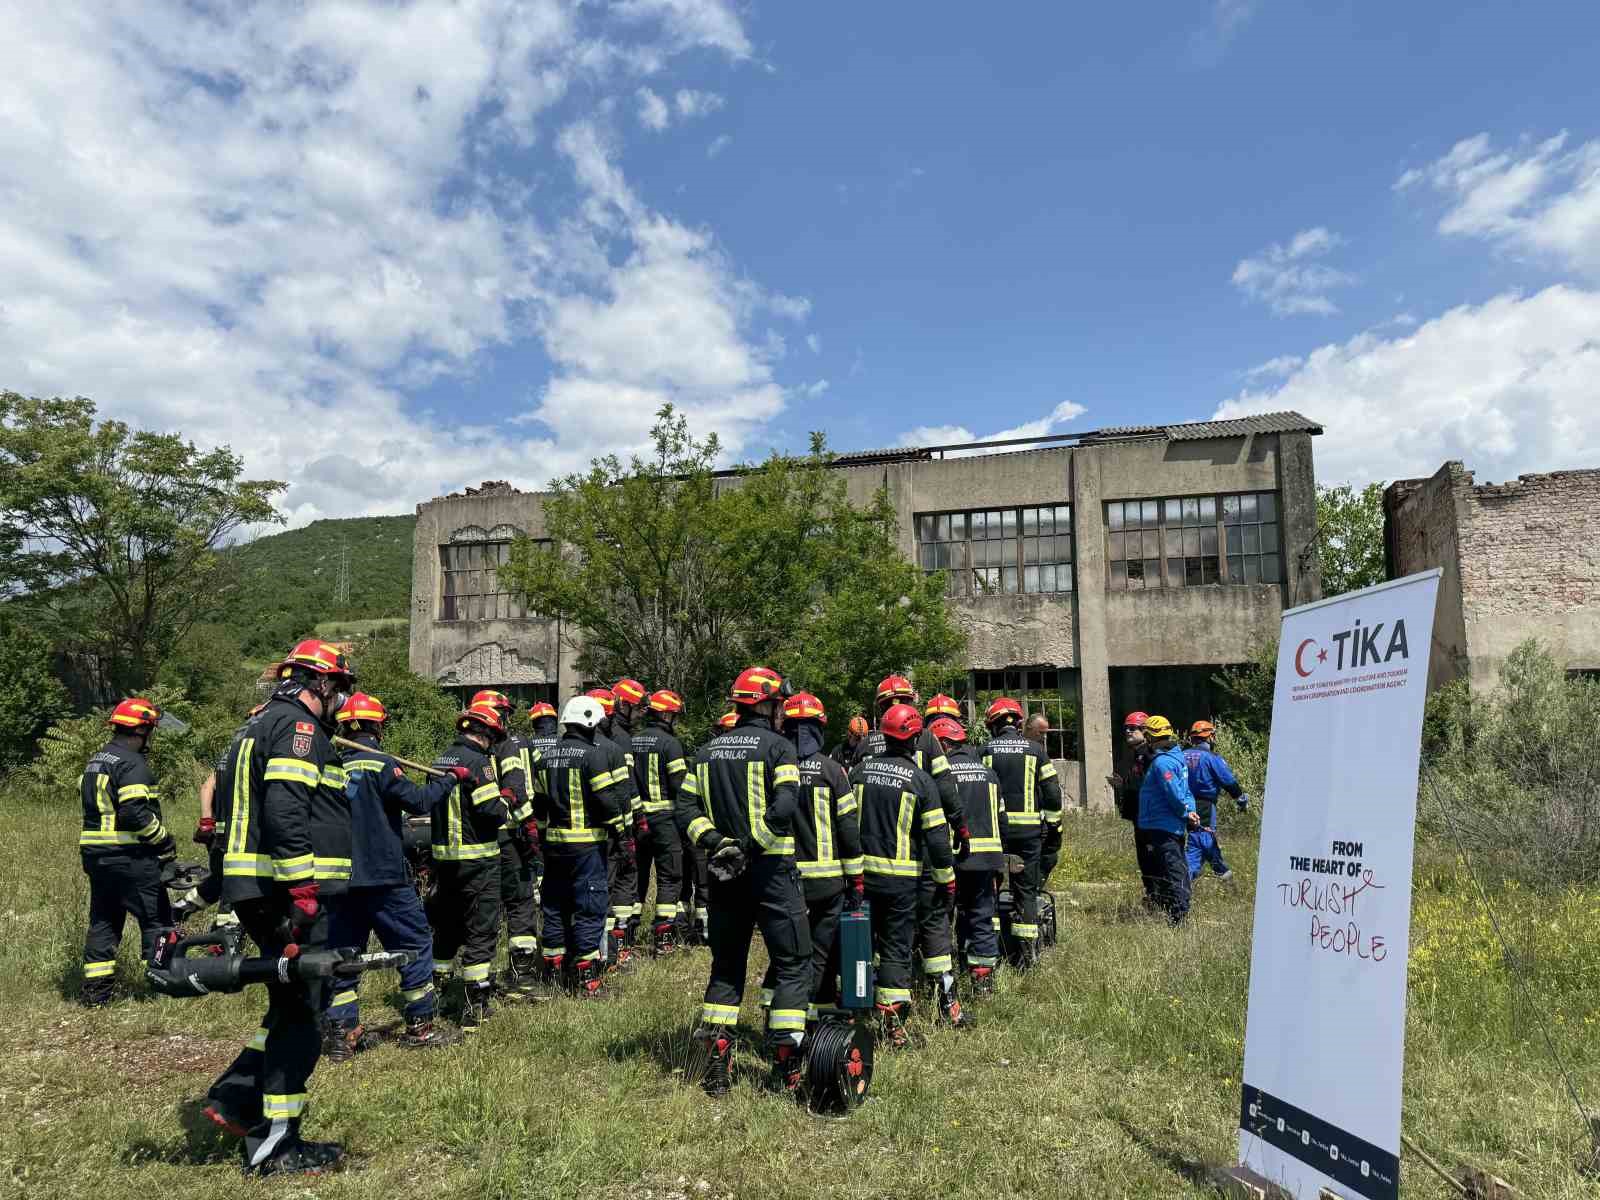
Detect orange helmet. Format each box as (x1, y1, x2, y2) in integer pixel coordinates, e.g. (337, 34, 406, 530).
(876, 674, 914, 704)
(730, 666, 786, 707)
(782, 691, 827, 724)
(716, 710, 739, 730)
(928, 716, 966, 744)
(649, 689, 685, 715)
(880, 703, 923, 741)
(471, 689, 515, 715)
(985, 697, 1024, 727)
(584, 687, 616, 716)
(108, 697, 161, 730)
(924, 693, 960, 719)
(1123, 711, 1150, 729)
(528, 701, 558, 722)
(457, 700, 506, 734)
(336, 693, 387, 726)
(612, 678, 647, 706)
(281, 638, 354, 679)
(1189, 719, 1216, 740)
(847, 715, 870, 738)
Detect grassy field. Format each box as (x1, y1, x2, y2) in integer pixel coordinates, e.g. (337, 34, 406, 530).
(3, 789, 1598, 1200)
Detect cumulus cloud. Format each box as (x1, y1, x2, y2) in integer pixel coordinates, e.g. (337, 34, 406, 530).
(637, 86, 671, 130)
(636, 85, 721, 130)
(1214, 285, 1600, 485)
(899, 400, 1089, 455)
(1232, 227, 1354, 316)
(1396, 131, 1600, 276)
(0, 1, 803, 523)
(1242, 355, 1304, 380)
(675, 89, 725, 119)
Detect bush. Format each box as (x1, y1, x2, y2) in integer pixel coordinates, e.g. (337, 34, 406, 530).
(0, 608, 69, 769)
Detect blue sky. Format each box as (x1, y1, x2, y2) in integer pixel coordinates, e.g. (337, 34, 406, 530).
(4, 2, 1598, 522)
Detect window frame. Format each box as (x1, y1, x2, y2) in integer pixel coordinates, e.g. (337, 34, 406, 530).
(1104, 491, 1280, 591)
(438, 538, 548, 622)
(915, 504, 1075, 598)
(968, 666, 1081, 760)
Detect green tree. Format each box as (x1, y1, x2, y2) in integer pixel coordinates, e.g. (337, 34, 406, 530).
(0, 608, 70, 769)
(499, 406, 966, 730)
(1314, 481, 1386, 597)
(0, 393, 286, 697)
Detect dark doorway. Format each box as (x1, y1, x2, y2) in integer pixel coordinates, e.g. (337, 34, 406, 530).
(1107, 665, 1240, 759)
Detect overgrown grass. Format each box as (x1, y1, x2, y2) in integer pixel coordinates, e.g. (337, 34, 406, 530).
(2, 793, 1597, 1199)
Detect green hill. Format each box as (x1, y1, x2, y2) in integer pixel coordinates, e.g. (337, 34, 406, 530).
(220, 514, 415, 657)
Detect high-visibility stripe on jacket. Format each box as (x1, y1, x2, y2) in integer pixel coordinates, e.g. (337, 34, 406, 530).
(430, 737, 508, 861)
(847, 750, 955, 887)
(861, 725, 963, 835)
(496, 736, 536, 836)
(982, 730, 1062, 837)
(530, 731, 630, 847)
(791, 750, 864, 896)
(78, 741, 169, 857)
(672, 714, 800, 857)
(630, 721, 687, 817)
(603, 716, 643, 822)
(946, 746, 1007, 872)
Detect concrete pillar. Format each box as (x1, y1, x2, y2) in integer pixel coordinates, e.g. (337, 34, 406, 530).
(1070, 447, 1114, 812)
(1277, 432, 1322, 608)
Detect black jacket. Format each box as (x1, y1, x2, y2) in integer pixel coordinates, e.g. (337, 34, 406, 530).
(340, 734, 454, 888)
(429, 735, 510, 863)
(848, 747, 955, 889)
(982, 728, 1063, 842)
(675, 713, 800, 857)
(945, 746, 1006, 872)
(631, 719, 688, 823)
(531, 730, 631, 851)
(601, 716, 643, 824)
(862, 725, 963, 835)
(78, 738, 173, 861)
(495, 735, 537, 839)
(793, 749, 864, 899)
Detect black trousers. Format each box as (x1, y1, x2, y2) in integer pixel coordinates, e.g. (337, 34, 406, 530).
(606, 836, 639, 934)
(700, 856, 811, 1040)
(207, 900, 325, 1167)
(1135, 828, 1191, 924)
(1002, 835, 1043, 956)
(430, 857, 500, 992)
(636, 814, 684, 928)
(498, 840, 539, 958)
(916, 870, 955, 978)
(864, 880, 917, 1009)
(678, 822, 708, 925)
(1040, 823, 1062, 888)
(81, 853, 172, 988)
(955, 870, 1000, 968)
(761, 884, 844, 1011)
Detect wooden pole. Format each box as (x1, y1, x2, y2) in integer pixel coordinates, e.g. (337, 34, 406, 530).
(331, 735, 446, 779)
(1402, 1133, 1470, 1198)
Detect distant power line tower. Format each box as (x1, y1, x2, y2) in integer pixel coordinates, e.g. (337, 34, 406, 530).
(334, 542, 351, 607)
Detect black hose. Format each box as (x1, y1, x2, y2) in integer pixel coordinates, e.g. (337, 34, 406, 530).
(804, 1018, 874, 1115)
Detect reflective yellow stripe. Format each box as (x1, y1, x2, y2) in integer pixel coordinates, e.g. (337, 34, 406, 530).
(920, 806, 946, 831)
(931, 866, 955, 884)
(264, 757, 320, 785)
(989, 783, 1001, 848)
(432, 842, 499, 860)
(345, 758, 387, 773)
(263, 1093, 307, 1118)
(686, 815, 715, 844)
(862, 854, 919, 877)
(748, 762, 795, 855)
(796, 860, 844, 878)
(546, 827, 606, 844)
(79, 830, 139, 846)
(1008, 812, 1042, 826)
(462, 963, 491, 982)
(401, 983, 434, 1003)
(314, 856, 352, 881)
(227, 738, 255, 857)
(773, 763, 800, 786)
(590, 766, 628, 790)
(835, 793, 858, 816)
(896, 791, 914, 863)
(134, 816, 163, 839)
(969, 836, 1003, 853)
(666, 757, 687, 776)
(471, 782, 501, 807)
(331, 989, 358, 1008)
(223, 851, 274, 877)
(1023, 756, 1037, 815)
(1012, 923, 1039, 939)
(840, 855, 865, 874)
(680, 770, 700, 797)
(82, 960, 116, 979)
(509, 935, 537, 951)
(877, 986, 912, 1004)
(922, 955, 953, 974)
(814, 787, 835, 866)
(93, 773, 114, 833)
(275, 854, 314, 882)
(928, 753, 951, 778)
(247, 1027, 269, 1052)
(769, 1008, 806, 1031)
(322, 764, 348, 788)
(117, 783, 153, 801)
(700, 1002, 740, 1024)
(1039, 759, 1058, 780)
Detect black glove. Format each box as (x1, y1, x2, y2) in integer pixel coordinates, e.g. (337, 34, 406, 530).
(1042, 823, 1063, 855)
(154, 834, 179, 863)
(1236, 794, 1251, 813)
(708, 840, 747, 882)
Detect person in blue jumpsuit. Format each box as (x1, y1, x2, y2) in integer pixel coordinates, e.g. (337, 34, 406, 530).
(322, 693, 462, 1056)
(1135, 716, 1201, 925)
(1182, 720, 1249, 882)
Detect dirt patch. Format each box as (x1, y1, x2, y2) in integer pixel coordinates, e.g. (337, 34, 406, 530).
(12, 1018, 239, 1082)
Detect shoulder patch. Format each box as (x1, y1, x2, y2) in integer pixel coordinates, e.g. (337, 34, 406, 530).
(292, 721, 315, 757)
(1163, 770, 1174, 781)
(295, 721, 315, 734)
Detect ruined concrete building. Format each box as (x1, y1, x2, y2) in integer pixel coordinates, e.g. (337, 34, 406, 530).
(1385, 461, 1600, 691)
(410, 411, 1323, 810)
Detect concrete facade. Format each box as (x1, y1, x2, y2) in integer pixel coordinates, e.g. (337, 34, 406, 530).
(1385, 461, 1600, 691)
(411, 413, 1322, 812)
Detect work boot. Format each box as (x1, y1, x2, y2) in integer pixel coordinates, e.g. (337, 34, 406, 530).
(320, 1019, 364, 1064)
(693, 911, 709, 947)
(503, 951, 540, 1002)
(652, 921, 678, 957)
(78, 978, 115, 1008)
(575, 959, 605, 1000)
(396, 1016, 459, 1049)
(968, 965, 996, 997)
(936, 978, 976, 1029)
(876, 1002, 910, 1050)
(771, 1039, 804, 1096)
(696, 1026, 734, 1097)
(607, 927, 635, 972)
(459, 986, 492, 1033)
(244, 1139, 346, 1178)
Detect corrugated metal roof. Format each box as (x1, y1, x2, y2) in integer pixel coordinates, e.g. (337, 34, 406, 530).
(829, 446, 932, 465)
(1162, 411, 1323, 440)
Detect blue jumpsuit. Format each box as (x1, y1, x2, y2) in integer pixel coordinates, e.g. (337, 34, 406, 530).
(1182, 742, 1242, 881)
(1136, 745, 1198, 924)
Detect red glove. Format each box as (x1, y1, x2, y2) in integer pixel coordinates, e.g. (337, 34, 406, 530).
(288, 882, 320, 936)
(444, 766, 472, 783)
(942, 878, 958, 904)
(847, 875, 865, 906)
(521, 818, 540, 852)
(193, 817, 216, 846)
(637, 814, 651, 836)
(955, 823, 972, 861)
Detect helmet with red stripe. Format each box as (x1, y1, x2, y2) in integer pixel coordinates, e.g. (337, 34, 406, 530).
(730, 666, 786, 707)
(924, 693, 960, 720)
(875, 674, 914, 705)
(879, 703, 923, 742)
(928, 716, 966, 744)
(716, 710, 738, 730)
(612, 678, 647, 707)
(584, 687, 616, 716)
(457, 700, 506, 735)
(471, 689, 514, 716)
(280, 638, 355, 681)
(648, 689, 684, 715)
(335, 693, 388, 726)
(528, 701, 558, 722)
(781, 691, 827, 725)
(108, 697, 161, 731)
(985, 697, 1024, 728)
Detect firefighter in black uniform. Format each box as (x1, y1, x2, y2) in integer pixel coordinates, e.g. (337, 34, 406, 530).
(474, 690, 542, 1001)
(429, 700, 518, 1032)
(631, 688, 688, 954)
(759, 692, 863, 1025)
(982, 697, 1063, 968)
(609, 678, 653, 952)
(203, 639, 356, 1176)
(78, 697, 178, 1005)
(586, 685, 644, 965)
(676, 666, 812, 1095)
(929, 716, 1006, 997)
(849, 702, 956, 1047)
(530, 695, 631, 997)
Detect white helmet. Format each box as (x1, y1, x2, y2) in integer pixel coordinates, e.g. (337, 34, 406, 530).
(561, 695, 605, 731)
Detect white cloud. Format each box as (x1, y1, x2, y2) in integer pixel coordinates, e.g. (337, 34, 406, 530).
(806, 333, 821, 354)
(636, 87, 671, 130)
(1215, 285, 1600, 485)
(674, 89, 725, 119)
(1243, 354, 1304, 379)
(1232, 226, 1354, 315)
(800, 380, 829, 399)
(1190, 0, 1259, 64)
(706, 133, 732, 158)
(1396, 131, 1600, 276)
(0, 1, 802, 522)
(899, 400, 1088, 454)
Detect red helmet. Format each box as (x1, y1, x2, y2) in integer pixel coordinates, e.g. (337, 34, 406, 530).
(985, 697, 1024, 727)
(108, 697, 161, 730)
(880, 703, 923, 741)
(458, 700, 506, 734)
(782, 691, 827, 724)
(335, 693, 387, 726)
(924, 693, 961, 719)
(847, 715, 870, 738)
(472, 689, 515, 715)
(648, 689, 684, 715)
(1123, 711, 1150, 729)
(584, 687, 616, 716)
(528, 701, 558, 722)
(281, 638, 354, 680)
(928, 716, 966, 743)
(612, 678, 647, 706)
(875, 674, 914, 704)
(730, 666, 785, 707)
(716, 710, 738, 730)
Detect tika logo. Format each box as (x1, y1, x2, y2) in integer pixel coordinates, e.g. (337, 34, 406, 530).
(1294, 618, 1410, 678)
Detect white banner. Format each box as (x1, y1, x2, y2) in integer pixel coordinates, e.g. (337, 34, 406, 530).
(1238, 570, 1440, 1200)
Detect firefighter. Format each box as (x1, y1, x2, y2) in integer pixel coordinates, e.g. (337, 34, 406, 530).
(631, 688, 688, 955)
(675, 666, 812, 1096)
(832, 714, 870, 768)
(759, 692, 863, 1025)
(1111, 712, 1155, 905)
(929, 715, 1005, 1003)
(530, 695, 631, 997)
(174, 708, 267, 939)
(1184, 720, 1246, 882)
(1136, 715, 1201, 924)
(1023, 711, 1065, 889)
(476, 690, 542, 1001)
(609, 678, 652, 952)
(77, 697, 178, 1006)
(203, 639, 355, 1176)
(849, 702, 956, 1047)
(586, 686, 644, 965)
(322, 693, 462, 1057)
(982, 696, 1062, 968)
(429, 700, 516, 1031)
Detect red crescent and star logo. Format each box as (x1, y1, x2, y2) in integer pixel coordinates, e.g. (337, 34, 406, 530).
(1294, 638, 1329, 677)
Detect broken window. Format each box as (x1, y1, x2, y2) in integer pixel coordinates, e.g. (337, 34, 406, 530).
(439, 539, 547, 621)
(968, 667, 1080, 759)
(916, 505, 1073, 597)
(1106, 492, 1278, 590)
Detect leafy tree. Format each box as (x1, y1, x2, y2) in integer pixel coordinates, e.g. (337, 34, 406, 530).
(1314, 481, 1386, 597)
(1212, 634, 1278, 737)
(0, 608, 70, 770)
(499, 406, 966, 732)
(0, 393, 285, 697)
(351, 636, 460, 768)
